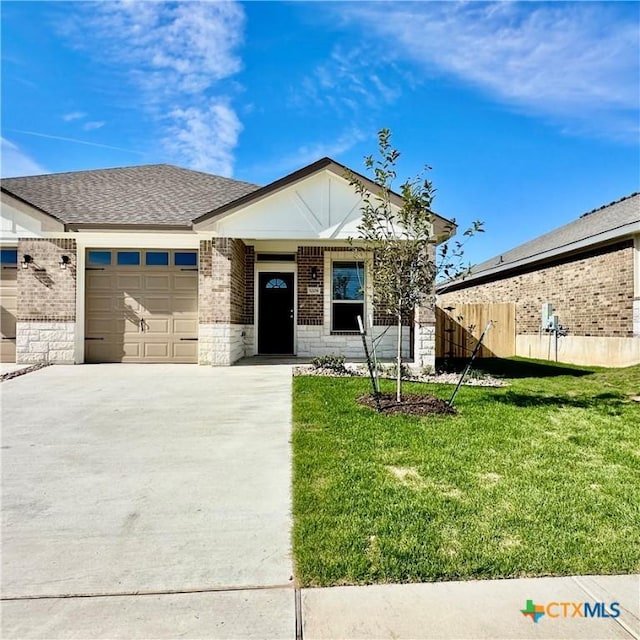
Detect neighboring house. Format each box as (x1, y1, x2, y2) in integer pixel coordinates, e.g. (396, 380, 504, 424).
(437, 193, 640, 367)
(0, 159, 453, 367)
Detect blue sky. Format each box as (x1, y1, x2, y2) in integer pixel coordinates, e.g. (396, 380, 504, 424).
(1, 1, 638, 265)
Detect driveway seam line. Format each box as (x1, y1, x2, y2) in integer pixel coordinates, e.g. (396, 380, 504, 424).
(571, 575, 638, 639)
(2, 583, 294, 602)
(294, 587, 303, 640)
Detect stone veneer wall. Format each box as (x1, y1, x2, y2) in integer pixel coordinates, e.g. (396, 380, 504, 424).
(16, 239, 77, 364)
(198, 238, 249, 365)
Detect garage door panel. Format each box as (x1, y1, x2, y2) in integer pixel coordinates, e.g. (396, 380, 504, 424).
(144, 342, 170, 358)
(119, 296, 144, 314)
(122, 342, 143, 358)
(144, 275, 171, 290)
(86, 295, 114, 313)
(144, 297, 171, 314)
(145, 318, 170, 335)
(173, 274, 198, 291)
(86, 273, 116, 290)
(85, 249, 198, 363)
(173, 318, 198, 334)
(171, 295, 198, 313)
(85, 342, 120, 363)
(116, 274, 144, 290)
(1, 266, 17, 363)
(86, 318, 117, 336)
(173, 342, 198, 359)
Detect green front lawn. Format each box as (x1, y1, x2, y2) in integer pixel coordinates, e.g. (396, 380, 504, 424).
(292, 359, 640, 586)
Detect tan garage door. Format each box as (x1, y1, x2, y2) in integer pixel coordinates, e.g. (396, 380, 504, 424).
(1, 248, 18, 363)
(85, 249, 198, 363)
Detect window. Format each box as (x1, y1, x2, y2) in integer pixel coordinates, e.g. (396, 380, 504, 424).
(174, 251, 197, 267)
(87, 250, 111, 266)
(117, 251, 140, 266)
(1, 249, 18, 265)
(145, 251, 169, 266)
(332, 261, 364, 332)
(256, 253, 296, 262)
(265, 278, 288, 289)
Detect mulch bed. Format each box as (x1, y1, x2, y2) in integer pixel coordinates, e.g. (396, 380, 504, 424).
(357, 392, 457, 416)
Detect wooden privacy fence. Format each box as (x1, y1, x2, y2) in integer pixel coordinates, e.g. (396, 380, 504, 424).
(436, 303, 515, 358)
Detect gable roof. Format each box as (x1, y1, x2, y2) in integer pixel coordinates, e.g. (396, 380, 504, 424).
(194, 156, 456, 241)
(1, 158, 455, 238)
(439, 192, 640, 292)
(1, 164, 259, 227)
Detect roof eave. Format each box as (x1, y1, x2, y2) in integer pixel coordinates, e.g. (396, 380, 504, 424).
(437, 221, 640, 293)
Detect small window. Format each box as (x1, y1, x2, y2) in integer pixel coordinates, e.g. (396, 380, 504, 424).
(87, 250, 111, 266)
(1, 249, 18, 265)
(174, 251, 197, 267)
(146, 251, 169, 266)
(117, 251, 140, 266)
(256, 253, 296, 262)
(332, 261, 365, 332)
(265, 278, 288, 289)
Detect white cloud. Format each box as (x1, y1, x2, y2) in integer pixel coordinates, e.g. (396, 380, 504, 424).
(83, 121, 105, 131)
(339, 2, 640, 141)
(62, 111, 86, 122)
(294, 45, 402, 115)
(1, 138, 47, 177)
(165, 100, 242, 177)
(63, 1, 246, 174)
(87, 1, 244, 95)
(276, 128, 368, 173)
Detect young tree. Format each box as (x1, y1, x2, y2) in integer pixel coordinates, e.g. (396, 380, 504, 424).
(347, 128, 482, 402)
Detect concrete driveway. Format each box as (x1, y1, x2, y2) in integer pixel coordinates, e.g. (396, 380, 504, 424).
(1, 364, 294, 638)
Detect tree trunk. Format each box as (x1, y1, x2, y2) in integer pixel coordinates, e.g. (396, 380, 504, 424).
(396, 313, 402, 402)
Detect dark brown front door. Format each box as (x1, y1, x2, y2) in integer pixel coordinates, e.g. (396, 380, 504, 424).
(258, 272, 294, 354)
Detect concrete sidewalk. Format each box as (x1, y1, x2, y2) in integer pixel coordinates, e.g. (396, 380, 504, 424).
(2, 574, 637, 638)
(302, 574, 640, 639)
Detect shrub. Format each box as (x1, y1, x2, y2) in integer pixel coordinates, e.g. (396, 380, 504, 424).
(311, 354, 347, 373)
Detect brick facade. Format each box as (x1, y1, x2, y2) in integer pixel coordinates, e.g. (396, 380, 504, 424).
(297, 246, 325, 325)
(244, 246, 255, 325)
(438, 240, 634, 338)
(199, 238, 247, 324)
(17, 239, 77, 321)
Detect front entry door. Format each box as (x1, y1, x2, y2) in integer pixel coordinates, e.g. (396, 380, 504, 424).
(258, 272, 294, 354)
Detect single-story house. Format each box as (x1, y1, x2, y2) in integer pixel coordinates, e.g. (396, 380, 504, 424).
(0, 159, 453, 367)
(437, 192, 640, 367)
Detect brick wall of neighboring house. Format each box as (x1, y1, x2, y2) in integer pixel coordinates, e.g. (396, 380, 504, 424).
(16, 238, 77, 363)
(438, 240, 635, 337)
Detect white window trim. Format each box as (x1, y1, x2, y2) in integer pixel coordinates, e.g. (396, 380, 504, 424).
(323, 250, 373, 336)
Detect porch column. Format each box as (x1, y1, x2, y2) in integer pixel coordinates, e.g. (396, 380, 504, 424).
(198, 238, 247, 366)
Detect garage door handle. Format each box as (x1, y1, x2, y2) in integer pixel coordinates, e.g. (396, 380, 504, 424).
(180, 338, 198, 341)
(2, 336, 16, 340)
(85, 337, 104, 341)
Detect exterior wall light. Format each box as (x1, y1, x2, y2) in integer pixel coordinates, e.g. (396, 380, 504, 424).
(21, 254, 33, 269)
(60, 255, 71, 270)
(311, 266, 318, 281)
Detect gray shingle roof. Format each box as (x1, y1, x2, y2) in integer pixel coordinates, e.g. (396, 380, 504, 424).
(1, 164, 259, 226)
(439, 192, 640, 291)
